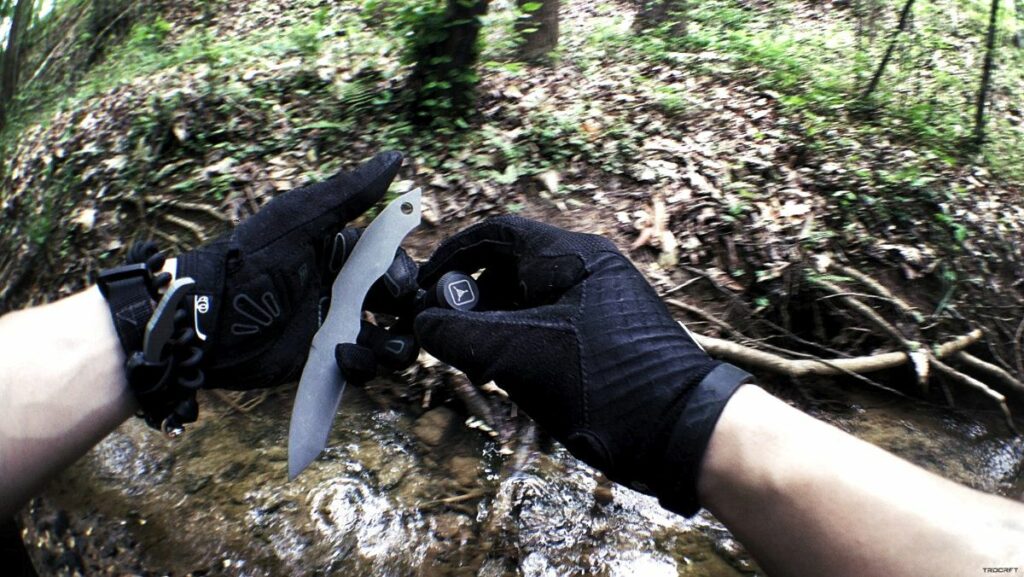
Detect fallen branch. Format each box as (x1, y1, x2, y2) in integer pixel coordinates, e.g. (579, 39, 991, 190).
(830, 263, 924, 323)
(931, 358, 1019, 435)
(145, 196, 230, 222)
(160, 213, 209, 243)
(955, 352, 1024, 398)
(695, 330, 982, 378)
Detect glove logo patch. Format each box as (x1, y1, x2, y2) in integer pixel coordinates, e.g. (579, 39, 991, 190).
(194, 295, 211, 341)
(446, 279, 477, 308)
(231, 292, 281, 336)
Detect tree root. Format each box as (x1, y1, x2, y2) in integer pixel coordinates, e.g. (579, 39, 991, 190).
(210, 390, 271, 414)
(159, 213, 209, 243)
(145, 196, 230, 222)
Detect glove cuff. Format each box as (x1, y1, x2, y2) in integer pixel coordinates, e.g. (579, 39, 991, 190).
(654, 363, 752, 516)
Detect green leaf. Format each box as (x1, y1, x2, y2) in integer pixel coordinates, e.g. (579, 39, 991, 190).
(521, 2, 543, 12)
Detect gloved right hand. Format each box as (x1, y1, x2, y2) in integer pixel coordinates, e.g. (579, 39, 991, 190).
(414, 216, 752, 516)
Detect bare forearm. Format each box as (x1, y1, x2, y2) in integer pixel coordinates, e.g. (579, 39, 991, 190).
(0, 286, 134, 517)
(698, 385, 1024, 577)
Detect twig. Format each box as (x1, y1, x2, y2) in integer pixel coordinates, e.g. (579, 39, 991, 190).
(419, 489, 487, 509)
(955, 352, 1024, 398)
(695, 330, 982, 378)
(666, 298, 736, 335)
(813, 277, 933, 391)
(680, 266, 853, 358)
(668, 300, 892, 393)
(813, 278, 913, 348)
(830, 263, 924, 322)
(449, 371, 507, 440)
(931, 359, 1019, 435)
(160, 213, 209, 243)
(151, 228, 192, 251)
(145, 196, 230, 222)
(211, 390, 270, 414)
(660, 276, 703, 297)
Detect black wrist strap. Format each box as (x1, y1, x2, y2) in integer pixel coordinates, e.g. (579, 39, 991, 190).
(97, 264, 156, 354)
(97, 244, 204, 436)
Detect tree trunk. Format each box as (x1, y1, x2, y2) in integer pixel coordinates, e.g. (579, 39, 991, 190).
(406, 0, 490, 123)
(860, 0, 915, 101)
(973, 0, 1000, 146)
(633, 0, 686, 35)
(0, 0, 35, 132)
(516, 0, 559, 61)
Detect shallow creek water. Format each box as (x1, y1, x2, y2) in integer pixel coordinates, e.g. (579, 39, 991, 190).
(20, 380, 1024, 576)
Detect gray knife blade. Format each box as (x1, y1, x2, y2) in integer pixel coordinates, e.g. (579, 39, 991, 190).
(288, 188, 422, 480)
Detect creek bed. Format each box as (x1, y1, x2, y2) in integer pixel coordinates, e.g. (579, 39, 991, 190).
(19, 379, 1024, 576)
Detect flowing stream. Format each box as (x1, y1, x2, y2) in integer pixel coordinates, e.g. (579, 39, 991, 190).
(20, 380, 1024, 576)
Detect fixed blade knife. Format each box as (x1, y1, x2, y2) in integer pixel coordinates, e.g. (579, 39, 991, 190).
(287, 188, 422, 480)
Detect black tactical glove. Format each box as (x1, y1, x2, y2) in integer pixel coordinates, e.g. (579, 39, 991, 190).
(414, 216, 752, 516)
(177, 151, 417, 390)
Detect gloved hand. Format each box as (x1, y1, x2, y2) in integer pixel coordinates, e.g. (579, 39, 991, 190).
(414, 216, 752, 516)
(177, 151, 418, 390)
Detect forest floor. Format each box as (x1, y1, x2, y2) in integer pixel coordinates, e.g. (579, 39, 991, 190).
(2, 0, 1024, 473)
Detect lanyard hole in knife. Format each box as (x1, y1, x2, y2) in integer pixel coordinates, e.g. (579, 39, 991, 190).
(400, 202, 414, 215)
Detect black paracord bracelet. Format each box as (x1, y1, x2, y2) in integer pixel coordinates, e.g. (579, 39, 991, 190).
(97, 242, 205, 435)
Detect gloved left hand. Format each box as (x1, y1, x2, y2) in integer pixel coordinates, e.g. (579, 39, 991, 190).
(177, 151, 417, 390)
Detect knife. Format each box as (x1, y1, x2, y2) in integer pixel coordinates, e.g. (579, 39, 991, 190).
(287, 188, 422, 480)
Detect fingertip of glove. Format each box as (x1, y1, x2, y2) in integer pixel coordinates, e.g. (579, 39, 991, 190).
(328, 151, 404, 216)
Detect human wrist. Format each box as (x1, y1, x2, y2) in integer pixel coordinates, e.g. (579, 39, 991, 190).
(653, 363, 752, 516)
(695, 383, 776, 513)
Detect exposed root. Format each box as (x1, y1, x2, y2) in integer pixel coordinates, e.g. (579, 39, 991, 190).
(211, 390, 270, 414)
(145, 196, 230, 222)
(150, 228, 192, 251)
(954, 352, 1024, 398)
(830, 263, 925, 323)
(931, 359, 1019, 435)
(160, 213, 209, 243)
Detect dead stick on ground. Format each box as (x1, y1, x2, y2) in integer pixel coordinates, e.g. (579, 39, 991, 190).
(830, 263, 925, 323)
(813, 278, 915, 349)
(695, 330, 982, 378)
(145, 196, 230, 222)
(813, 277, 937, 393)
(160, 213, 209, 243)
(667, 301, 896, 394)
(955, 352, 1024, 398)
(931, 358, 1019, 435)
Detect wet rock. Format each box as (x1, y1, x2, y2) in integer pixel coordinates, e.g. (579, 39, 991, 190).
(431, 514, 469, 540)
(413, 407, 456, 447)
(447, 456, 480, 487)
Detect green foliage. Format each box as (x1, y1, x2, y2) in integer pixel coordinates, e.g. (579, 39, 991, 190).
(363, 0, 486, 125)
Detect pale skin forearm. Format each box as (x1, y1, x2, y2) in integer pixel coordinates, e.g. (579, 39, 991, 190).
(698, 385, 1024, 577)
(0, 259, 176, 518)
